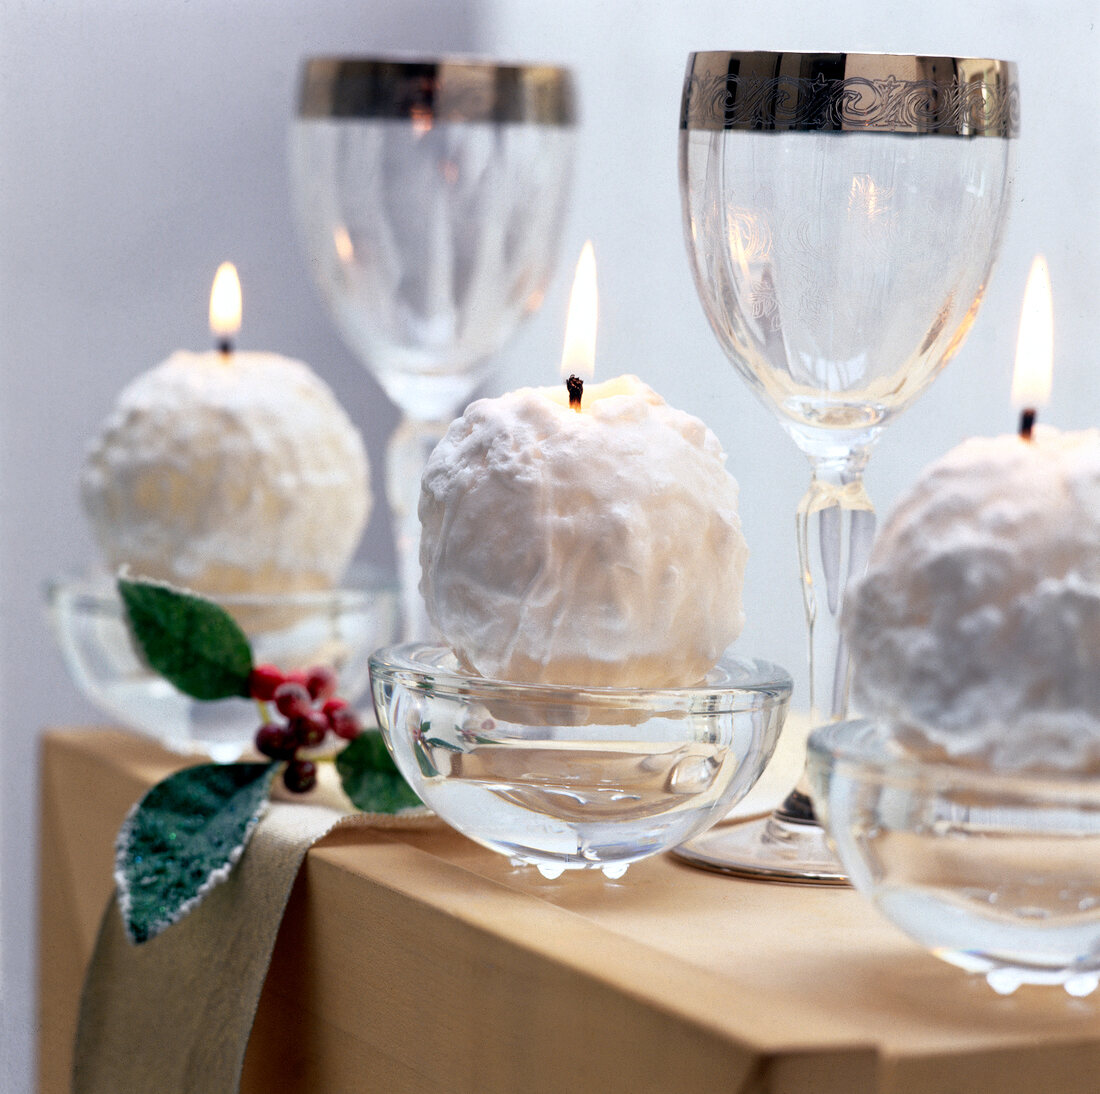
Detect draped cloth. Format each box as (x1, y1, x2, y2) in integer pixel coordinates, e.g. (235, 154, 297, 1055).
(73, 796, 434, 1094)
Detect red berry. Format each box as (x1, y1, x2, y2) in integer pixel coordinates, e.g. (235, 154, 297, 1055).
(322, 697, 348, 718)
(248, 664, 285, 701)
(305, 666, 338, 702)
(255, 722, 297, 760)
(274, 681, 312, 719)
(329, 706, 362, 741)
(283, 759, 317, 794)
(292, 710, 329, 749)
(285, 669, 310, 688)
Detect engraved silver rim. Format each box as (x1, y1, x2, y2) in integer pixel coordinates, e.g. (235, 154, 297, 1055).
(681, 51, 1018, 137)
(298, 55, 576, 126)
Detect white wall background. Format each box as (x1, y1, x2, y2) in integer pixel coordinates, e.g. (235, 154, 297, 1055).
(1, 2, 1096, 1090)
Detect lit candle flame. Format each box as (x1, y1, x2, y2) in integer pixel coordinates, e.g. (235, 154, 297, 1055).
(410, 103, 434, 135)
(333, 225, 354, 264)
(209, 262, 242, 345)
(1011, 255, 1053, 415)
(560, 241, 597, 384)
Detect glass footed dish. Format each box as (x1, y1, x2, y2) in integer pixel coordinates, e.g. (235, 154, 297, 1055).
(369, 643, 792, 879)
(46, 568, 398, 762)
(808, 719, 1100, 997)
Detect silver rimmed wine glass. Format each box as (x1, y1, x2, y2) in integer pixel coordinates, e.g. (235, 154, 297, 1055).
(674, 52, 1018, 882)
(292, 56, 576, 639)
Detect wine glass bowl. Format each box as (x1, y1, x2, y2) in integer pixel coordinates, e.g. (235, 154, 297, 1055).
(291, 56, 577, 637)
(680, 53, 1017, 464)
(674, 52, 1018, 882)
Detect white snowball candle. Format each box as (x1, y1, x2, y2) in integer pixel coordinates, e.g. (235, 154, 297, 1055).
(82, 349, 371, 596)
(845, 427, 1100, 771)
(419, 374, 748, 688)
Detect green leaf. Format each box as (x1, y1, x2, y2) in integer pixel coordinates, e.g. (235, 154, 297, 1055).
(119, 578, 254, 700)
(115, 762, 277, 943)
(336, 730, 422, 813)
(412, 720, 439, 777)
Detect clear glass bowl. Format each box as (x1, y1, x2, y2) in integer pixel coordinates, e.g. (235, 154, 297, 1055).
(369, 643, 792, 878)
(46, 569, 398, 761)
(808, 719, 1100, 996)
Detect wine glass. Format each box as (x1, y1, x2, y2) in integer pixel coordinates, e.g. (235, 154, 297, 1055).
(674, 51, 1018, 882)
(292, 56, 576, 639)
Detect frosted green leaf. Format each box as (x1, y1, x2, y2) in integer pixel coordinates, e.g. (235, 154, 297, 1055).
(118, 577, 253, 700)
(336, 731, 421, 814)
(115, 762, 277, 944)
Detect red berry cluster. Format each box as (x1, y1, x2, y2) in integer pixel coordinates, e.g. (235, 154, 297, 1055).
(248, 663, 362, 793)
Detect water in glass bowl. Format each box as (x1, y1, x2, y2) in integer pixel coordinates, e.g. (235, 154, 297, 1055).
(407, 732, 755, 877)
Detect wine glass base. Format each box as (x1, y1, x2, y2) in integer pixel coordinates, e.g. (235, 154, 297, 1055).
(671, 812, 849, 885)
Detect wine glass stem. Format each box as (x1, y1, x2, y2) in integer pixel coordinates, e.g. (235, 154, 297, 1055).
(386, 416, 450, 642)
(796, 451, 877, 724)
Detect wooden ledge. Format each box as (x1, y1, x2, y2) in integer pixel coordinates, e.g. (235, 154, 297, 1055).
(39, 728, 1100, 1093)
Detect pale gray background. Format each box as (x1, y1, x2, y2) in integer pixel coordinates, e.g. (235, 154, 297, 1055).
(1, 2, 1096, 1089)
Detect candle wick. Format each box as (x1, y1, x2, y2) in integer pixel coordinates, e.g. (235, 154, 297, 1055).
(1019, 408, 1036, 441)
(566, 374, 583, 411)
(217, 337, 234, 357)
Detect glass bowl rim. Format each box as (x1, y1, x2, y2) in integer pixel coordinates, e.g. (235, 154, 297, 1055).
(44, 565, 398, 613)
(809, 717, 1100, 796)
(370, 641, 792, 706)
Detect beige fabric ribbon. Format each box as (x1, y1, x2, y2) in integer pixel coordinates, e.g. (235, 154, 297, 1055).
(73, 782, 436, 1094)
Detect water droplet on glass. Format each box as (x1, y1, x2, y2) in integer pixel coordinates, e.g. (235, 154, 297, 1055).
(987, 968, 1021, 995)
(1065, 974, 1099, 998)
(1013, 906, 1050, 921)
